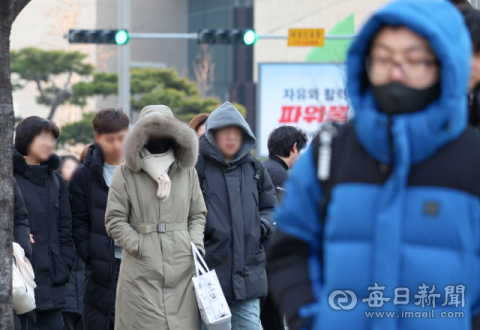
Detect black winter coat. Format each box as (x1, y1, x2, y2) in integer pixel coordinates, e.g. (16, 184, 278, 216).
(64, 176, 84, 316)
(68, 144, 115, 329)
(262, 156, 289, 203)
(13, 149, 75, 311)
(64, 252, 84, 315)
(198, 135, 277, 301)
(13, 178, 32, 258)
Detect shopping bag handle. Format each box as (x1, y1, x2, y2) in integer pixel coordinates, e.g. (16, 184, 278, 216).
(191, 242, 210, 277)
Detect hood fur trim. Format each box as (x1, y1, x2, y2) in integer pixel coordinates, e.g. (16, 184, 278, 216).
(124, 112, 198, 172)
(13, 148, 61, 174)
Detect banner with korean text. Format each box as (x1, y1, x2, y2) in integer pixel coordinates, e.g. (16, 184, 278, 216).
(257, 63, 349, 157)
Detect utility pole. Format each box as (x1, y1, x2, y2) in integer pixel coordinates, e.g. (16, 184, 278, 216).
(118, 0, 131, 117)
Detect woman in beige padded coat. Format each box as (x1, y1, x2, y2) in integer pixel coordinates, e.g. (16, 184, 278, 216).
(105, 105, 206, 330)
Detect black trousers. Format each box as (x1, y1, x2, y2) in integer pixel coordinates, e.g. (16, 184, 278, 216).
(62, 312, 83, 330)
(109, 258, 121, 330)
(260, 294, 285, 330)
(19, 309, 63, 330)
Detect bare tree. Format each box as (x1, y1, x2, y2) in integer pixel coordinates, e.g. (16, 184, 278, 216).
(193, 45, 215, 98)
(0, 0, 32, 328)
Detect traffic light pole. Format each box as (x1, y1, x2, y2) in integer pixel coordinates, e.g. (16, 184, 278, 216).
(128, 33, 355, 40)
(116, 22, 354, 117)
(118, 0, 131, 117)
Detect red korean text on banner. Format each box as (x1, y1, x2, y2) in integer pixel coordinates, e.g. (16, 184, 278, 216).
(278, 105, 348, 124)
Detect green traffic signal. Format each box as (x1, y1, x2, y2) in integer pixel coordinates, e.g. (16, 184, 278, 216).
(243, 29, 258, 45)
(115, 30, 129, 45)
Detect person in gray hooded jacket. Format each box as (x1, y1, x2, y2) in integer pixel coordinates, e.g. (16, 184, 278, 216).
(196, 102, 276, 330)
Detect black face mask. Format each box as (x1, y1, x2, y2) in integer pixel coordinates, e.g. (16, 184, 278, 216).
(144, 138, 175, 155)
(370, 81, 441, 115)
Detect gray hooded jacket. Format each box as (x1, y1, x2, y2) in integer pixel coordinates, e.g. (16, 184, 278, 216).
(197, 102, 277, 301)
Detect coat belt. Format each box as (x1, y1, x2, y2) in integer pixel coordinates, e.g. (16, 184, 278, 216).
(131, 223, 188, 234)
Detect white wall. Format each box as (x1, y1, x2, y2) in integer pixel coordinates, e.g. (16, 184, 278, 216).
(11, 0, 98, 125)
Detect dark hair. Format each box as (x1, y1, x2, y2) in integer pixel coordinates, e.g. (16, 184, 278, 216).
(458, 4, 480, 52)
(15, 116, 60, 156)
(450, 0, 472, 5)
(58, 155, 79, 173)
(189, 113, 209, 132)
(92, 108, 130, 134)
(267, 126, 308, 158)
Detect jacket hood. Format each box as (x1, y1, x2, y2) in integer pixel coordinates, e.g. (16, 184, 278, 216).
(203, 102, 256, 164)
(124, 105, 198, 172)
(83, 143, 104, 168)
(348, 0, 471, 165)
(82, 143, 107, 184)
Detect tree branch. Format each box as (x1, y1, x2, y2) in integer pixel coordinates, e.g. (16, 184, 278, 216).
(64, 71, 72, 89)
(34, 75, 53, 106)
(11, 0, 32, 24)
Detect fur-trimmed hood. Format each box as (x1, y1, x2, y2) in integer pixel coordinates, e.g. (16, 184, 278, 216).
(124, 105, 198, 172)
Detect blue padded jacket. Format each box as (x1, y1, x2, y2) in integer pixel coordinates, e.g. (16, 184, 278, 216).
(268, 1, 480, 330)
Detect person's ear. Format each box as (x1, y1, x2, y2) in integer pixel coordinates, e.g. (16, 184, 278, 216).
(291, 142, 298, 154)
(94, 133, 100, 143)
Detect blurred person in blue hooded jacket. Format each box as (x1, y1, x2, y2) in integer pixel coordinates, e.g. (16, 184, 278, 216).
(267, 1, 480, 330)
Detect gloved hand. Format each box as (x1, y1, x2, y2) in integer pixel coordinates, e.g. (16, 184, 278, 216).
(260, 218, 272, 243)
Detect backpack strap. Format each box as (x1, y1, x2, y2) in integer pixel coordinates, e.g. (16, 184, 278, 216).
(253, 158, 264, 195)
(312, 122, 338, 284)
(49, 170, 61, 204)
(312, 122, 337, 226)
(52, 170, 60, 193)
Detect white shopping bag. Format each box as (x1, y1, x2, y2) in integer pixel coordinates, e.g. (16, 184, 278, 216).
(12, 242, 36, 315)
(191, 242, 231, 330)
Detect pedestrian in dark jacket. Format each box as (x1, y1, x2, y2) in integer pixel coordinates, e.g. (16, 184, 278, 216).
(260, 126, 307, 330)
(457, 5, 480, 129)
(189, 113, 209, 139)
(197, 102, 277, 330)
(457, 8, 480, 330)
(57, 156, 84, 330)
(268, 1, 480, 330)
(262, 126, 308, 203)
(69, 108, 129, 330)
(13, 178, 32, 258)
(13, 116, 75, 330)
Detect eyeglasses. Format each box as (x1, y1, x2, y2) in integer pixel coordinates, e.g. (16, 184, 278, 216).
(366, 55, 439, 85)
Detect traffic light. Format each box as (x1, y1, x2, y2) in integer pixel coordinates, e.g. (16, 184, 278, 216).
(197, 29, 258, 45)
(68, 30, 129, 45)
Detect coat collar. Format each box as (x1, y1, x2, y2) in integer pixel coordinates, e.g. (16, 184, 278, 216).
(13, 149, 61, 186)
(270, 155, 289, 171)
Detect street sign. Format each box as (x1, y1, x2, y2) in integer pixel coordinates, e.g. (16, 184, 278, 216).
(288, 28, 325, 47)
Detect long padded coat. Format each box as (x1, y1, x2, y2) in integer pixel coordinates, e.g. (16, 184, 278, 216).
(13, 149, 75, 311)
(105, 105, 206, 330)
